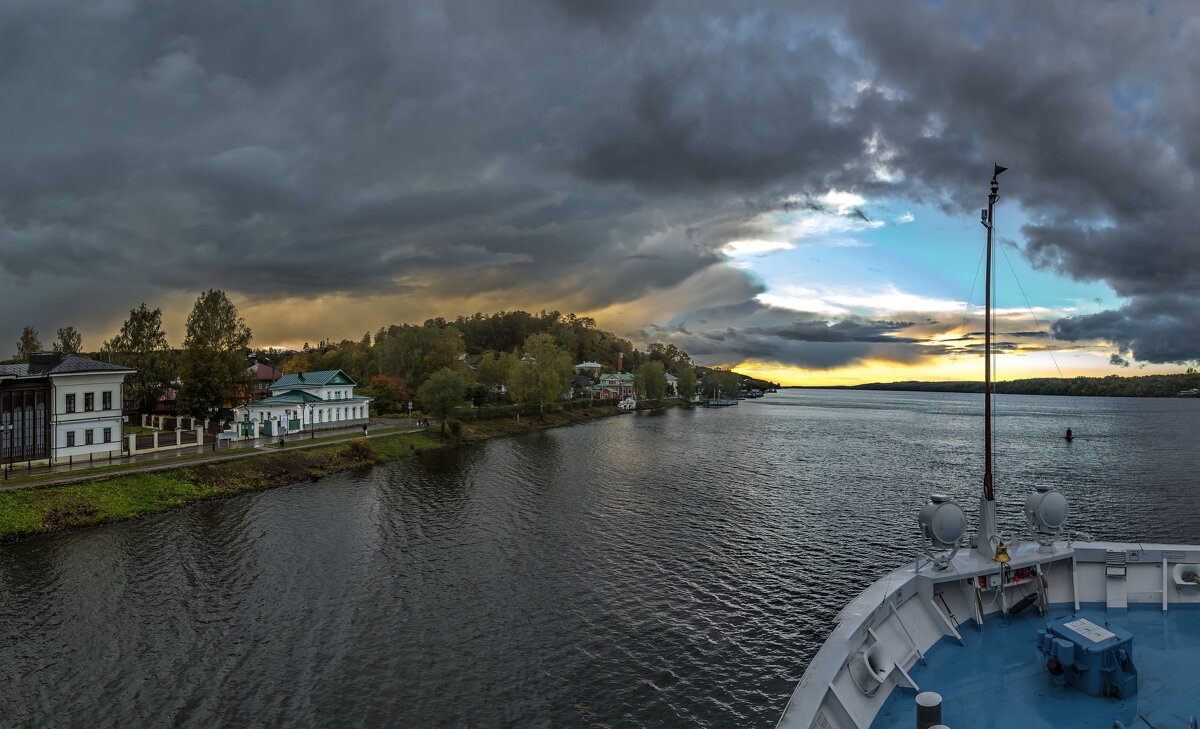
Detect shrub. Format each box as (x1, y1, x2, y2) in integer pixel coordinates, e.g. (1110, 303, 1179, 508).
(341, 438, 378, 464)
(447, 420, 464, 437)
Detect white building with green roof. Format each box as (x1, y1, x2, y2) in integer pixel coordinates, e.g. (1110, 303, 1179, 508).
(236, 369, 372, 435)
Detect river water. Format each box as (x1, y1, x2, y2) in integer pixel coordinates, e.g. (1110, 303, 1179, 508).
(1, 390, 1197, 728)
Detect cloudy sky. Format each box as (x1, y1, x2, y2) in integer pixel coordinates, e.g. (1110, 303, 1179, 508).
(2, 0, 1198, 384)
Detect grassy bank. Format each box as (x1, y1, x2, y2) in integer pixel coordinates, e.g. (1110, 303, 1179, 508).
(0, 404, 626, 542)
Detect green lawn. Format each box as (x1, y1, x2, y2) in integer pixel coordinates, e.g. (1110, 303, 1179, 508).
(0, 409, 621, 542)
(0, 431, 447, 541)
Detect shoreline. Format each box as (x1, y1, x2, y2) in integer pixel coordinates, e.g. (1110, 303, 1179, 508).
(0, 404, 640, 543)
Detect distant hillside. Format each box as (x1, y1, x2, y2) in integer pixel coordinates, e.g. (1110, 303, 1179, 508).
(831, 372, 1200, 398)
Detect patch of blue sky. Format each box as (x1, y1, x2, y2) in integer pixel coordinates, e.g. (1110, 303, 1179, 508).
(730, 197, 1114, 319)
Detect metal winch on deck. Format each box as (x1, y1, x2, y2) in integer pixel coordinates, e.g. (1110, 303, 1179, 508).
(1037, 616, 1137, 699)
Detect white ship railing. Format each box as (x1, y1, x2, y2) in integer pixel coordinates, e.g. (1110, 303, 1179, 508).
(776, 541, 1200, 729)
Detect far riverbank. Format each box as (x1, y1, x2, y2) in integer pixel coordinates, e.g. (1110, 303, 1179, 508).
(794, 370, 1200, 398)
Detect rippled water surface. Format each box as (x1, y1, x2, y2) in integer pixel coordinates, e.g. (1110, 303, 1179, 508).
(1, 390, 1198, 728)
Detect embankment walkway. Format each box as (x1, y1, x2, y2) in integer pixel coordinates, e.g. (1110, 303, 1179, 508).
(1, 421, 423, 494)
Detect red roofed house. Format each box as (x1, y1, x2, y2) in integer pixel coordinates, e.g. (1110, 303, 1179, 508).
(248, 363, 285, 402)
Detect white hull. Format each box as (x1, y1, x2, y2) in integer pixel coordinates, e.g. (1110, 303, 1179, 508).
(776, 540, 1200, 729)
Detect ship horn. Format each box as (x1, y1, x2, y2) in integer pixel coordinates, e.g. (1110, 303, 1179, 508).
(993, 541, 1012, 563)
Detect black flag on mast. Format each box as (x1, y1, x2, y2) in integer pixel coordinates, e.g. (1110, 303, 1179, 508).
(994, 164, 1008, 177)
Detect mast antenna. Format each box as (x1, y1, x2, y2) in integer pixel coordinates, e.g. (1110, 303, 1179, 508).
(977, 164, 1006, 560)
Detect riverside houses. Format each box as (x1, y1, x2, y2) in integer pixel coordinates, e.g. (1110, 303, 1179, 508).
(593, 372, 637, 399)
(237, 369, 372, 435)
(0, 352, 135, 466)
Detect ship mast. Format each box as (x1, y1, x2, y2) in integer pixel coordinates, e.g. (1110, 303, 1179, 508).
(976, 164, 1006, 559)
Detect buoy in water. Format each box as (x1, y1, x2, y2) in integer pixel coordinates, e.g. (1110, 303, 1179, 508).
(1064, 428, 1073, 441)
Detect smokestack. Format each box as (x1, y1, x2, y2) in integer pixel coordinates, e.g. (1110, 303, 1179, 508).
(29, 352, 63, 366)
(617, 352, 623, 372)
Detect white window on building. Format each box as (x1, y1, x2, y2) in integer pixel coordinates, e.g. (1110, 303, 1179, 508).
(103, 427, 112, 443)
(66, 431, 75, 447)
(85, 430, 94, 445)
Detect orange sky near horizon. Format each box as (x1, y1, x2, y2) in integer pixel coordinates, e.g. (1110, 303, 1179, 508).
(730, 350, 1185, 387)
(135, 291, 1181, 388)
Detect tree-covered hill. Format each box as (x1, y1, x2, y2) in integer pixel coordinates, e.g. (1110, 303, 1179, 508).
(838, 371, 1200, 398)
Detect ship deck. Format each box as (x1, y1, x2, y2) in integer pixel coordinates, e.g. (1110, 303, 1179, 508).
(872, 604, 1200, 729)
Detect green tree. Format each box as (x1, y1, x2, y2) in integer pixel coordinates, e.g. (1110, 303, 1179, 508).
(177, 349, 227, 419)
(473, 353, 508, 403)
(101, 303, 175, 413)
(14, 326, 41, 362)
(360, 375, 409, 415)
(636, 360, 667, 400)
(52, 326, 83, 354)
(421, 336, 467, 378)
(676, 366, 697, 400)
(704, 368, 741, 398)
(418, 367, 465, 435)
(507, 333, 572, 419)
(177, 290, 253, 417)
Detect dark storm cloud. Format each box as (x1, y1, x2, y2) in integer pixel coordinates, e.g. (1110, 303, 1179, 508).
(1052, 295, 1200, 364)
(645, 302, 934, 370)
(547, 0, 655, 30)
(835, 0, 1200, 361)
(1, 0, 1197, 365)
(748, 318, 919, 344)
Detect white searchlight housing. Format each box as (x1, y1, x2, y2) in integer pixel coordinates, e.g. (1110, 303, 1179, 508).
(918, 494, 966, 570)
(1024, 485, 1068, 549)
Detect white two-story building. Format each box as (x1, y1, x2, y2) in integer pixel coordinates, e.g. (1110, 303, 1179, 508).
(0, 352, 135, 466)
(236, 369, 372, 435)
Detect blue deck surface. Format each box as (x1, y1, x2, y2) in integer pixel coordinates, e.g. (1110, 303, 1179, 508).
(872, 605, 1200, 729)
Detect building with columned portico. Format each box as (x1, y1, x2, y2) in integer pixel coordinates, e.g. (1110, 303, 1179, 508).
(235, 369, 372, 435)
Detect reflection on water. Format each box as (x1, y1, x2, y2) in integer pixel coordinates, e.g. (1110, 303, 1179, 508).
(0, 390, 1197, 727)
